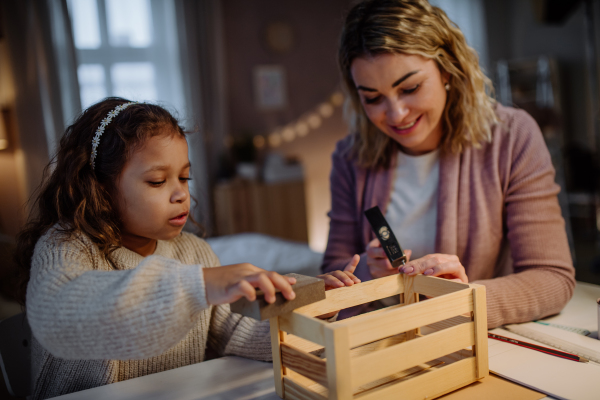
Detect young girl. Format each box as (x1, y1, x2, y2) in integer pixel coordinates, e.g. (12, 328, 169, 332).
(15, 98, 360, 400)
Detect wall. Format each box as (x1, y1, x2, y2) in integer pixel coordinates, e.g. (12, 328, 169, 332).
(484, 0, 591, 149)
(220, 0, 352, 251)
(222, 0, 351, 136)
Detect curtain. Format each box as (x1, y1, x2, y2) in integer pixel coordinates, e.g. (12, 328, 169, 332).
(0, 0, 80, 206)
(174, 0, 228, 234)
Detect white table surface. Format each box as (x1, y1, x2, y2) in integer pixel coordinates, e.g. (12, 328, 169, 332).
(54, 281, 600, 400)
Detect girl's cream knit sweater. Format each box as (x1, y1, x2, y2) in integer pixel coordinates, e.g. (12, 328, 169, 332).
(27, 226, 271, 399)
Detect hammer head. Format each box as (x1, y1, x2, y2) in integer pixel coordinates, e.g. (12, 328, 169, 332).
(230, 273, 326, 320)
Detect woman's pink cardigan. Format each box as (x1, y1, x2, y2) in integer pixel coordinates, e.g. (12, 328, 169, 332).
(322, 104, 575, 328)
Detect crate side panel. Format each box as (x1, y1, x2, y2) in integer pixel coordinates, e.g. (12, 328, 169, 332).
(295, 274, 404, 317)
(282, 343, 328, 387)
(284, 376, 328, 400)
(345, 289, 473, 347)
(351, 321, 475, 388)
(413, 275, 470, 297)
(279, 311, 326, 346)
(354, 357, 477, 400)
(472, 286, 489, 378)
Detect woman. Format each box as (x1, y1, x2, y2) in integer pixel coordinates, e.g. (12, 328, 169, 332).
(321, 0, 575, 328)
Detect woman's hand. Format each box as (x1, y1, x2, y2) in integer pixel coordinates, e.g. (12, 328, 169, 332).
(317, 254, 361, 290)
(203, 263, 297, 305)
(366, 238, 412, 279)
(400, 254, 468, 283)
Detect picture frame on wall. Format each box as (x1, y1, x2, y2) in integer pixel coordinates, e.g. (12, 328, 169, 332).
(253, 65, 287, 111)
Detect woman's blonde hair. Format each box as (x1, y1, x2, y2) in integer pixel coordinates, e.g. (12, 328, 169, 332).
(339, 0, 497, 168)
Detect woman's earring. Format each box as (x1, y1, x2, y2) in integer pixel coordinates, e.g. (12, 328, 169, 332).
(444, 83, 451, 91)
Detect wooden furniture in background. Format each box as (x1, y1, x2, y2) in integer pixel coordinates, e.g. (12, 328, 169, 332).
(213, 179, 308, 242)
(269, 274, 488, 400)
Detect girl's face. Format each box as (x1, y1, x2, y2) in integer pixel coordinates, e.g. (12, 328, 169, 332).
(116, 131, 191, 255)
(350, 53, 449, 155)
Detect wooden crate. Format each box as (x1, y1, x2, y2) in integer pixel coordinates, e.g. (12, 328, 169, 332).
(269, 274, 488, 400)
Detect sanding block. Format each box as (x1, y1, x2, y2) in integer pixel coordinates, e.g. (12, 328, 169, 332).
(230, 273, 325, 320)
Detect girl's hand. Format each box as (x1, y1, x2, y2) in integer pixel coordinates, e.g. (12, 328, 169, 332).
(203, 263, 297, 305)
(315, 254, 361, 319)
(399, 254, 468, 283)
(317, 254, 361, 290)
(366, 238, 412, 279)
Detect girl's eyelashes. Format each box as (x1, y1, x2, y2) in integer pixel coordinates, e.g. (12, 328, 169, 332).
(148, 180, 165, 187)
(180, 177, 192, 182)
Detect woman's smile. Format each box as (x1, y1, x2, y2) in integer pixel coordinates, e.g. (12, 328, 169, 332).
(351, 53, 448, 155)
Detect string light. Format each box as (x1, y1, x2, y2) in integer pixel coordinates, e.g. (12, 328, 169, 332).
(282, 126, 295, 142)
(268, 132, 282, 147)
(253, 135, 265, 148)
(256, 90, 345, 148)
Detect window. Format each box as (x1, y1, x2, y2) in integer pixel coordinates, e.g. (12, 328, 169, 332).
(67, 0, 185, 112)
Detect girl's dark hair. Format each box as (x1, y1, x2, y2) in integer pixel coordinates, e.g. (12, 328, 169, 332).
(14, 97, 195, 305)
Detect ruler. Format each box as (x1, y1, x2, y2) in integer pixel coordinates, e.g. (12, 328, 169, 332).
(504, 323, 600, 364)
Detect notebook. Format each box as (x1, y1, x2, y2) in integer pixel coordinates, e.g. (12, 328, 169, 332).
(488, 327, 600, 400)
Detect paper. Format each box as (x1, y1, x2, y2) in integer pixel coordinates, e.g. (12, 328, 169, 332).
(439, 374, 544, 400)
(504, 322, 600, 363)
(488, 328, 600, 400)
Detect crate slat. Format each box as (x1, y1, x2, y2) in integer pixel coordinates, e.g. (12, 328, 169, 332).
(344, 288, 473, 348)
(413, 274, 470, 297)
(280, 310, 326, 346)
(472, 285, 489, 378)
(294, 275, 404, 317)
(324, 325, 352, 400)
(354, 357, 477, 400)
(283, 376, 328, 400)
(270, 317, 286, 398)
(282, 343, 328, 387)
(351, 321, 475, 388)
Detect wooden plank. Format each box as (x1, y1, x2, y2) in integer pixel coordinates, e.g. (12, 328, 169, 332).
(284, 376, 328, 400)
(295, 274, 405, 317)
(286, 334, 324, 354)
(351, 322, 475, 388)
(472, 285, 489, 379)
(413, 274, 470, 297)
(403, 274, 419, 340)
(324, 325, 352, 400)
(354, 357, 477, 400)
(343, 288, 473, 348)
(282, 343, 328, 387)
(270, 317, 285, 398)
(424, 314, 471, 333)
(279, 311, 326, 346)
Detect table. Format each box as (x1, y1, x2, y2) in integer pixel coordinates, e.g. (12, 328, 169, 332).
(55, 282, 600, 400)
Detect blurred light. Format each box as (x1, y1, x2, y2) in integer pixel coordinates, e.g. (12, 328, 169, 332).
(0, 111, 7, 150)
(282, 126, 295, 142)
(295, 121, 309, 137)
(253, 135, 265, 148)
(111, 62, 157, 102)
(269, 133, 282, 147)
(331, 91, 344, 106)
(68, 0, 101, 49)
(224, 135, 234, 148)
(319, 103, 334, 118)
(106, 0, 153, 47)
(307, 113, 322, 129)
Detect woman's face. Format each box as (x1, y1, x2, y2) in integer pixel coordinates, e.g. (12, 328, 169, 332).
(350, 53, 449, 155)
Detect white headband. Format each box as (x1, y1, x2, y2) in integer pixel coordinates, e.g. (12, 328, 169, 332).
(90, 102, 137, 169)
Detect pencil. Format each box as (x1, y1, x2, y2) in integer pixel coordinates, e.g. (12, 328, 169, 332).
(488, 332, 589, 363)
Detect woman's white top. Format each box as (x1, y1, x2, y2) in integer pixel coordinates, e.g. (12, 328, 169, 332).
(385, 149, 440, 262)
